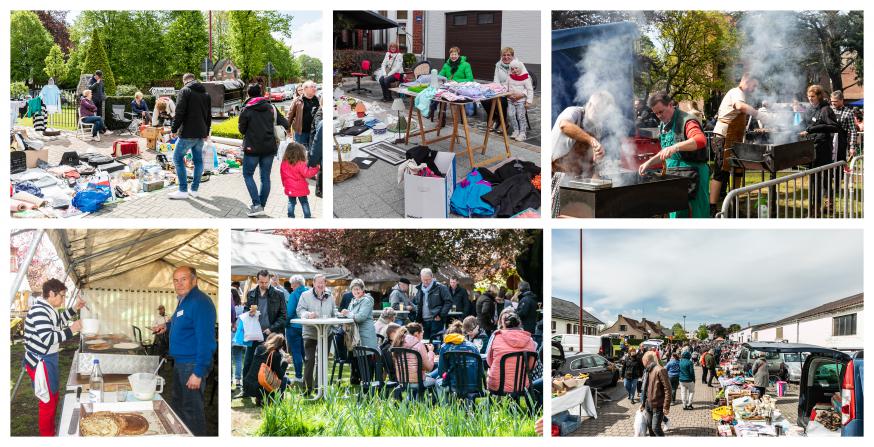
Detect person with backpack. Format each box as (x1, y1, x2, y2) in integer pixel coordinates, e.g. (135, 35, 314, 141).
(704, 349, 718, 387)
(621, 348, 644, 403)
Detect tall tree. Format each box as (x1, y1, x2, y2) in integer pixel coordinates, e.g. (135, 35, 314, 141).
(297, 54, 322, 82)
(696, 324, 709, 341)
(728, 323, 742, 333)
(797, 11, 864, 91)
(228, 11, 270, 81)
(164, 11, 210, 77)
(263, 37, 300, 83)
(276, 229, 535, 281)
(10, 11, 54, 84)
(638, 11, 738, 100)
(82, 29, 116, 95)
(210, 11, 232, 62)
(43, 44, 67, 82)
(671, 323, 687, 341)
(35, 10, 72, 52)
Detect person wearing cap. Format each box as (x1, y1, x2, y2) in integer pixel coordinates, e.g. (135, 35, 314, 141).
(752, 352, 769, 398)
(389, 278, 415, 323)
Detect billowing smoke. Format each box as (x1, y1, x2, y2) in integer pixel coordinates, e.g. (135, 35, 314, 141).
(737, 11, 811, 142)
(572, 36, 637, 177)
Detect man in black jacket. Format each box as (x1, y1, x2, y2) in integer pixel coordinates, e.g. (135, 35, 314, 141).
(800, 84, 841, 215)
(87, 70, 105, 117)
(414, 268, 452, 340)
(169, 73, 211, 200)
(448, 276, 470, 324)
(515, 281, 539, 335)
(238, 269, 287, 392)
(476, 286, 497, 335)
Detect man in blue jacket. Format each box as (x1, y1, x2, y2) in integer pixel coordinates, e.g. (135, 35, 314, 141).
(153, 266, 216, 436)
(285, 275, 308, 381)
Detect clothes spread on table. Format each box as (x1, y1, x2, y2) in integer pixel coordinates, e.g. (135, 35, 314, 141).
(401, 74, 448, 87)
(435, 82, 507, 102)
(450, 169, 495, 217)
(414, 86, 438, 114)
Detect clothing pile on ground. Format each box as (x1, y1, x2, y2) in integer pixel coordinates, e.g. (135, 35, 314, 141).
(451, 157, 541, 218)
(9, 132, 246, 218)
(397, 146, 445, 181)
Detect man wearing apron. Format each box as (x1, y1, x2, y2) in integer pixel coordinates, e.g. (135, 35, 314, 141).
(23, 279, 86, 436)
(638, 92, 710, 218)
(710, 74, 760, 216)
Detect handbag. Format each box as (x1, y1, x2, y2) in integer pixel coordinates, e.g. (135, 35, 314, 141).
(272, 106, 287, 145)
(258, 351, 281, 392)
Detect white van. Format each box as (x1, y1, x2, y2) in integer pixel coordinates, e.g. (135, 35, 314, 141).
(552, 334, 604, 355)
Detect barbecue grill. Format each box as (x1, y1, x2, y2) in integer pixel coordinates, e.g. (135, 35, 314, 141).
(730, 130, 815, 174)
(556, 171, 691, 218)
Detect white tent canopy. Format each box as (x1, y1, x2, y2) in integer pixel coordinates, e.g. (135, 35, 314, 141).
(47, 229, 219, 293)
(231, 231, 323, 278)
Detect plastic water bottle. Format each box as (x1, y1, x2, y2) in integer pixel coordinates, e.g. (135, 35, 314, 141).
(89, 359, 104, 403)
(757, 196, 769, 219)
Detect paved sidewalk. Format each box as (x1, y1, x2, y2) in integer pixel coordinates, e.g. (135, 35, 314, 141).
(334, 78, 541, 218)
(15, 127, 321, 219)
(565, 365, 800, 436)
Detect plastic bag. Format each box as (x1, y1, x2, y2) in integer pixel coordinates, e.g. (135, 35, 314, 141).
(633, 408, 649, 437)
(276, 139, 290, 162)
(72, 185, 112, 212)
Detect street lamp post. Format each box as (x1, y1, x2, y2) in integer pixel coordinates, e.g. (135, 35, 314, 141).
(683, 315, 686, 332)
(266, 61, 275, 90)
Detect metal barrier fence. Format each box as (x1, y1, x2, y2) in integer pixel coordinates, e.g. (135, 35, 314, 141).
(717, 160, 863, 218)
(25, 88, 81, 129)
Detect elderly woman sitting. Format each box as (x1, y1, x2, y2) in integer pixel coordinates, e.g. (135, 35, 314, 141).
(79, 89, 110, 141)
(375, 307, 396, 338)
(131, 91, 151, 121)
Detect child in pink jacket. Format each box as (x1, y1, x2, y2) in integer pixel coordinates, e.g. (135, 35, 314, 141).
(280, 142, 320, 217)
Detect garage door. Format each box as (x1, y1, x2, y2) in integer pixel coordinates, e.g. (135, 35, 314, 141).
(444, 11, 502, 81)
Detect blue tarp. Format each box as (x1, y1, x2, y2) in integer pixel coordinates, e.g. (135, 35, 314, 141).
(849, 99, 863, 107)
(551, 22, 638, 124)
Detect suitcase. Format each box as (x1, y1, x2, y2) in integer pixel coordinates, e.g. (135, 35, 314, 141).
(11, 151, 27, 174)
(98, 161, 126, 174)
(84, 154, 114, 167)
(112, 139, 140, 157)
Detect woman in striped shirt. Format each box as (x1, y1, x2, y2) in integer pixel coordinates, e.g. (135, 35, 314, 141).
(23, 278, 86, 436)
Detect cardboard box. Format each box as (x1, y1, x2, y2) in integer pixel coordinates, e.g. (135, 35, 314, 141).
(24, 149, 49, 168)
(403, 151, 456, 218)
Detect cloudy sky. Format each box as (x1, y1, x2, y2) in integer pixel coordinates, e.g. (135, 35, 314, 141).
(553, 229, 863, 331)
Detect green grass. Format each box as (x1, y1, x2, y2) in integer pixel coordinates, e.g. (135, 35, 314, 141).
(211, 116, 242, 139)
(250, 385, 539, 437)
(17, 117, 78, 131)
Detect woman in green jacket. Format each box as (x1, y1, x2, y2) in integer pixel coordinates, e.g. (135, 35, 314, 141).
(432, 46, 475, 122)
(438, 46, 474, 82)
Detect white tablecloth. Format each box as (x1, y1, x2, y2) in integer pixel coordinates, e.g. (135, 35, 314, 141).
(552, 385, 597, 418)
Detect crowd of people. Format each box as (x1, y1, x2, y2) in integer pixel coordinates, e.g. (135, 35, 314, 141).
(375, 44, 535, 141)
(615, 339, 737, 436)
(74, 72, 323, 218)
(552, 72, 864, 218)
(230, 268, 543, 406)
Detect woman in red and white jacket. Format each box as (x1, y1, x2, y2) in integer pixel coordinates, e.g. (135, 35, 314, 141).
(379, 42, 404, 102)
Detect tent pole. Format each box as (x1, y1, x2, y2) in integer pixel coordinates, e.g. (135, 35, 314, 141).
(11, 229, 45, 305)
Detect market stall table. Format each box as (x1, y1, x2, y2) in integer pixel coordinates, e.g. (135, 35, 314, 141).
(390, 86, 512, 168)
(58, 390, 192, 436)
(66, 351, 138, 392)
(290, 317, 352, 399)
(552, 385, 597, 419)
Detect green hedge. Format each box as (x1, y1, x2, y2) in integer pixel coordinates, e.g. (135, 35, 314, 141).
(211, 116, 242, 139)
(103, 95, 155, 130)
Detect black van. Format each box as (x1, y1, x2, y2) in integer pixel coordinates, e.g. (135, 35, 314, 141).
(742, 342, 862, 436)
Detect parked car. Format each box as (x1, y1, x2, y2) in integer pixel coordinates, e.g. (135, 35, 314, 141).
(268, 87, 286, 102)
(736, 342, 789, 380)
(782, 352, 807, 382)
(552, 334, 612, 357)
(742, 343, 863, 436)
(282, 84, 297, 100)
(557, 353, 619, 389)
